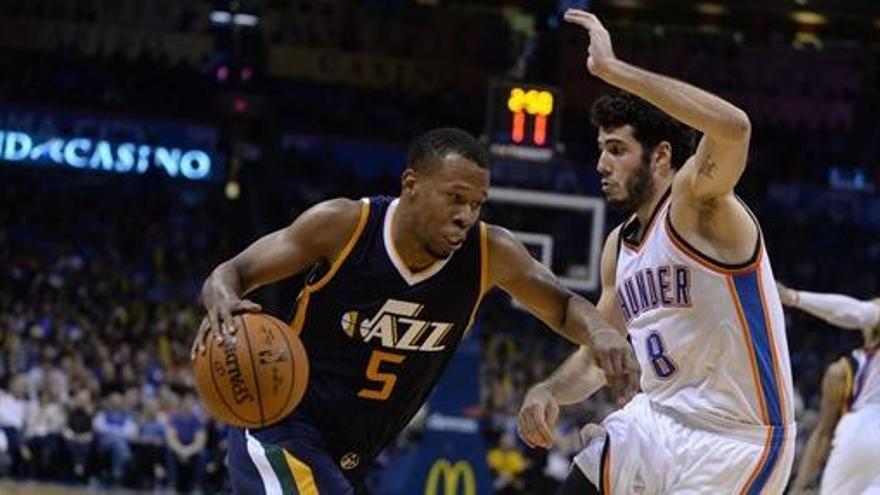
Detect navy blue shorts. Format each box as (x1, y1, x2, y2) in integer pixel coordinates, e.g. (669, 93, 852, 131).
(226, 422, 368, 495)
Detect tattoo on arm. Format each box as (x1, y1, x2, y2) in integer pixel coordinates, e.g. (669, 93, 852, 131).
(698, 156, 717, 179)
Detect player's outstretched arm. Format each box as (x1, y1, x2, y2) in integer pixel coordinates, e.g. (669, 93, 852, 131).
(487, 224, 636, 385)
(514, 227, 637, 448)
(790, 359, 848, 493)
(565, 9, 750, 201)
(195, 198, 363, 352)
(777, 282, 880, 334)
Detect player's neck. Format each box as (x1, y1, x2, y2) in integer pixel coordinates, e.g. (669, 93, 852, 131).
(391, 208, 439, 273)
(634, 182, 671, 226)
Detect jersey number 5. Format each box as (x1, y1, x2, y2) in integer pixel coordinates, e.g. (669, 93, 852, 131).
(357, 350, 405, 401)
(646, 331, 677, 379)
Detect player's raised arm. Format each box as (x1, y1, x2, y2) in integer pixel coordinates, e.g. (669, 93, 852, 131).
(516, 227, 634, 448)
(195, 198, 364, 350)
(790, 359, 849, 493)
(565, 9, 758, 264)
(564, 9, 750, 201)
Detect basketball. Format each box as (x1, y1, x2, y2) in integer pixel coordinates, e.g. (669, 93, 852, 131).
(192, 312, 309, 429)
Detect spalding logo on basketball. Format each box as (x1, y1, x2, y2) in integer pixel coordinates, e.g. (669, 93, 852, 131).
(193, 312, 309, 428)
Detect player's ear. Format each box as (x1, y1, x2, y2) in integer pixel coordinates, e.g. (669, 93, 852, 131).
(401, 168, 417, 197)
(652, 141, 672, 171)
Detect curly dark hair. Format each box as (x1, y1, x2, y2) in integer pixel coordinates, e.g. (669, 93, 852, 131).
(407, 127, 490, 172)
(590, 91, 696, 170)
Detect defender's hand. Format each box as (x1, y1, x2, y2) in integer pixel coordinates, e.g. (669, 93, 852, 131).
(517, 384, 559, 449)
(563, 9, 618, 78)
(589, 327, 640, 401)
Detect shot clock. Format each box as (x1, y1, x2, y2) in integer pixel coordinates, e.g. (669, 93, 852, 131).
(485, 81, 561, 162)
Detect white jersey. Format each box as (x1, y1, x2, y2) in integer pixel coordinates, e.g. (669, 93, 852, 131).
(615, 193, 795, 436)
(845, 347, 880, 412)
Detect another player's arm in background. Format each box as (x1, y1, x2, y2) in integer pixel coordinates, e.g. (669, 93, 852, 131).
(515, 227, 631, 448)
(790, 359, 849, 493)
(195, 199, 363, 351)
(777, 282, 880, 334)
(565, 10, 758, 258)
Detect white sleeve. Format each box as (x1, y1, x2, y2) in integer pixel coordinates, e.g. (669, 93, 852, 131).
(794, 291, 880, 331)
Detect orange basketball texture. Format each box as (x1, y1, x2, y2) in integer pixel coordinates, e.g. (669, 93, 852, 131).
(193, 312, 309, 428)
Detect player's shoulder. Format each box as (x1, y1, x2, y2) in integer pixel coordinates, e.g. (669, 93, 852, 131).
(291, 197, 369, 256)
(299, 197, 368, 233)
(484, 223, 513, 244)
(308, 197, 366, 221)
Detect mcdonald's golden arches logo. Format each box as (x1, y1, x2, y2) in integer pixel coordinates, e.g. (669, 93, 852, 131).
(424, 459, 476, 495)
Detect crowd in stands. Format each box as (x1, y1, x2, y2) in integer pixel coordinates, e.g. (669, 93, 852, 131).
(0, 173, 229, 492)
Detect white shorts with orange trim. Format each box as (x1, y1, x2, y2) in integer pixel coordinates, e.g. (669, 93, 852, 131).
(573, 394, 795, 494)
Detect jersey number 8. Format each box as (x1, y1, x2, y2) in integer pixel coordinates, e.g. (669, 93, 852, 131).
(646, 331, 677, 379)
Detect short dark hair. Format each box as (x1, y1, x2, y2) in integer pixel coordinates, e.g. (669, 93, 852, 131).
(407, 127, 490, 172)
(590, 91, 696, 170)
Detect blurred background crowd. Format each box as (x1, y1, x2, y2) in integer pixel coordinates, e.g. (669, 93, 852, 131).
(1, 0, 878, 493)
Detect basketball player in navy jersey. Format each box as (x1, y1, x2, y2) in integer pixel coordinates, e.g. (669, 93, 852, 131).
(193, 128, 638, 494)
(777, 283, 880, 494)
(518, 10, 795, 494)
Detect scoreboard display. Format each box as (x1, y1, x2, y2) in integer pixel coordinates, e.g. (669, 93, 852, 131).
(485, 81, 561, 162)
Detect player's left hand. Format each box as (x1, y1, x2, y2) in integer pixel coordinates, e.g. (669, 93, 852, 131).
(588, 327, 640, 399)
(563, 9, 618, 79)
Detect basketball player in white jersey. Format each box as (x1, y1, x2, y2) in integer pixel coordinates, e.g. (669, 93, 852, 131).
(778, 284, 880, 494)
(516, 10, 796, 494)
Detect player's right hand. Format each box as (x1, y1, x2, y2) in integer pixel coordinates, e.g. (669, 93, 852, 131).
(517, 383, 559, 449)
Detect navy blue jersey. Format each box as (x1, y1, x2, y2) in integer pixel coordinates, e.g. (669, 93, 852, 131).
(261, 196, 487, 476)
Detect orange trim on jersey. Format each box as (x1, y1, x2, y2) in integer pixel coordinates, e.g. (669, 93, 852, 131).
(308, 199, 370, 292)
(755, 268, 789, 426)
(728, 273, 786, 495)
(289, 290, 310, 336)
(664, 217, 762, 276)
(725, 276, 770, 424)
(464, 222, 490, 332)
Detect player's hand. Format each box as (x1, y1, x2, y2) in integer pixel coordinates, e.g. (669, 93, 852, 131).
(588, 327, 640, 401)
(191, 317, 212, 360)
(776, 282, 798, 306)
(516, 383, 559, 449)
(563, 9, 618, 79)
(196, 282, 262, 357)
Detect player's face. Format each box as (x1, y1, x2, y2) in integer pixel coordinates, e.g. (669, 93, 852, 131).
(407, 155, 490, 259)
(596, 125, 653, 212)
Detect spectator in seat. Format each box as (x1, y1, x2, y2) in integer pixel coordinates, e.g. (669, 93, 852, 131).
(63, 388, 94, 483)
(165, 390, 207, 493)
(0, 374, 29, 478)
(93, 392, 138, 486)
(21, 387, 66, 479)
